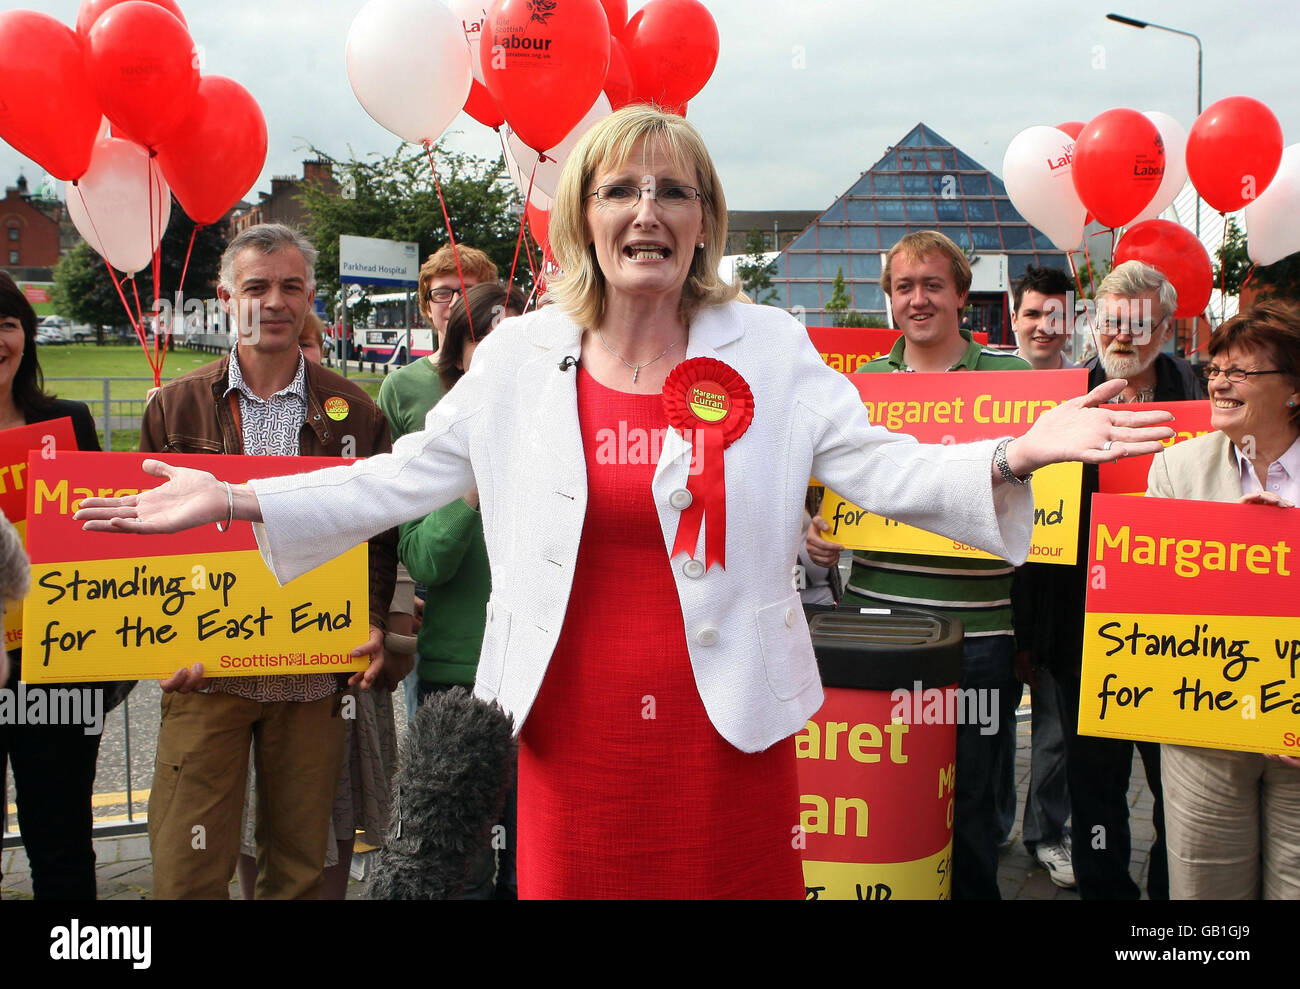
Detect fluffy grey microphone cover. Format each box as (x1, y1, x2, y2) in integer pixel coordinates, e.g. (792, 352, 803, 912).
(368, 686, 516, 899)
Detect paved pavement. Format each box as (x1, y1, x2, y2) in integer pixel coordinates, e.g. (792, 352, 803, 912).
(3, 703, 1158, 901)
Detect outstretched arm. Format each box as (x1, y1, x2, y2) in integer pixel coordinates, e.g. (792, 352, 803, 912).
(1002, 378, 1175, 479)
(74, 459, 263, 532)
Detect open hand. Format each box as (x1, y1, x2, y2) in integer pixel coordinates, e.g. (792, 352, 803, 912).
(1005, 379, 1175, 476)
(1238, 491, 1294, 508)
(75, 460, 258, 533)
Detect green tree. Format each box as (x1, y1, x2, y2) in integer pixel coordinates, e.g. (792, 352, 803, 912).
(734, 227, 776, 304)
(1213, 218, 1251, 296)
(823, 267, 882, 326)
(1214, 217, 1300, 303)
(1067, 254, 1110, 298)
(51, 206, 226, 340)
(298, 143, 522, 324)
(1253, 254, 1300, 302)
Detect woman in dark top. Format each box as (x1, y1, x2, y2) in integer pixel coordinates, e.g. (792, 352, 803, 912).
(0, 272, 106, 899)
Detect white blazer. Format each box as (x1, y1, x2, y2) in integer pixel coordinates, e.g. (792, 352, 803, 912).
(250, 302, 1033, 752)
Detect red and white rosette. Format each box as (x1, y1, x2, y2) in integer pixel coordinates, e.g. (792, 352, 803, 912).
(661, 357, 754, 570)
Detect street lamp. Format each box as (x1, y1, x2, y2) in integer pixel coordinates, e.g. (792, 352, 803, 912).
(1107, 13, 1203, 237)
(1108, 13, 1208, 344)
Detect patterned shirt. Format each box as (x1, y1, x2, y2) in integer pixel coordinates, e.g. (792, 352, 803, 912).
(210, 348, 338, 703)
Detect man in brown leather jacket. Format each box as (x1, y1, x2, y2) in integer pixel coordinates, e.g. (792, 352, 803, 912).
(140, 223, 398, 899)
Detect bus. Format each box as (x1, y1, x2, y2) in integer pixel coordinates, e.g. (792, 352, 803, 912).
(350, 291, 434, 365)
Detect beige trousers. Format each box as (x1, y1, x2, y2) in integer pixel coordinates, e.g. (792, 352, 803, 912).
(1162, 742, 1300, 899)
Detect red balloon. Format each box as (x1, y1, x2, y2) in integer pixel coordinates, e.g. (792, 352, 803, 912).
(0, 11, 102, 180)
(76, 0, 187, 35)
(1055, 120, 1085, 140)
(85, 1, 199, 148)
(464, 80, 504, 130)
(599, 0, 627, 35)
(155, 76, 267, 226)
(625, 0, 719, 109)
(526, 201, 550, 250)
(480, 0, 610, 154)
(1186, 96, 1284, 214)
(604, 36, 635, 109)
(1114, 219, 1212, 319)
(1071, 108, 1165, 228)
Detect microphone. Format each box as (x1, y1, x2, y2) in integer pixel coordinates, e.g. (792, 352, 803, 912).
(367, 687, 516, 899)
(557, 355, 579, 372)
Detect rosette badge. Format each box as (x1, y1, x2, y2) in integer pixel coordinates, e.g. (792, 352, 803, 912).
(662, 358, 754, 570)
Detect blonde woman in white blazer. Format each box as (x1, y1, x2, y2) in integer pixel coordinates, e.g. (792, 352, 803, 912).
(80, 107, 1173, 898)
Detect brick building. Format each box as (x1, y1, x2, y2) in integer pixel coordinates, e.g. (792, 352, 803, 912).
(1, 176, 62, 279)
(231, 159, 337, 235)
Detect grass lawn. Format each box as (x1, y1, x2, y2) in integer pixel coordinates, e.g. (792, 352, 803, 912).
(35, 343, 386, 450)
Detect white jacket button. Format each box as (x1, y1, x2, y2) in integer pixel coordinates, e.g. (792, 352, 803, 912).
(682, 559, 705, 579)
(696, 626, 719, 647)
(669, 488, 693, 510)
(785, 607, 797, 628)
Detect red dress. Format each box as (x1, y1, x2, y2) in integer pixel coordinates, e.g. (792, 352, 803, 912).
(516, 369, 804, 899)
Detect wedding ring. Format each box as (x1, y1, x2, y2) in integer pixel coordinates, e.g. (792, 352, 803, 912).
(1101, 441, 1114, 452)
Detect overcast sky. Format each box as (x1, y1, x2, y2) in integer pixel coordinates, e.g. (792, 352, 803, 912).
(5, 0, 1297, 217)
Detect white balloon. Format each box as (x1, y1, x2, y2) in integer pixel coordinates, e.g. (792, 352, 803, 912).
(66, 137, 171, 275)
(1002, 126, 1087, 251)
(1246, 143, 1300, 266)
(504, 93, 612, 201)
(1130, 110, 1188, 224)
(346, 0, 472, 145)
(448, 0, 492, 86)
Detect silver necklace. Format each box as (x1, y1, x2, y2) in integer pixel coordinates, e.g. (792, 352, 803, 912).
(596, 330, 679, 383)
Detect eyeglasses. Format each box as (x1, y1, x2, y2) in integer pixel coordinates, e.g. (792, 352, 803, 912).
(1096, 316, 1169, 336)
(1200, 365, 1289, 383)
(427, 287, 461, 304)
(585, 184, 702, 208)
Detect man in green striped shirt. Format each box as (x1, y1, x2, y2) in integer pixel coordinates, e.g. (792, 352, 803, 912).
(839, 231, 1027, 899)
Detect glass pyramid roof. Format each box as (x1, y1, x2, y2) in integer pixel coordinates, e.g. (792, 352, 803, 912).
(767, 123, 1068, 322)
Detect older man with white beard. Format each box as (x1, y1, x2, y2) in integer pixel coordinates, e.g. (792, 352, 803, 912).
(1017, 259, 1207, 899)
(1088, 261, 1203, 403)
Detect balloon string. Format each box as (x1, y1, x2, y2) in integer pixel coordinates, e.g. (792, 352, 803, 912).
(160, 225, 199, 376)
(147, 154, 161, 333)
(1080, 235, 1097, 297)
(73, 182, 153, 369)
(507, 156, 540, 294)
(1066, 252, 1085, 298)
(522, 217, 539, 282)
(1218, 212, 1231, 324)
(422, 140, 475, 342)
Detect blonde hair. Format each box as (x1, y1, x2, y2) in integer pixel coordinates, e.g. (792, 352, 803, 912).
(881, 230, 972, 298)
(548, 105, 738, 329)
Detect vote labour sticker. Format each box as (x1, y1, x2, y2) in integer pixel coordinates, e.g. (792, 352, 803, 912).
(324, 397, 350, 422)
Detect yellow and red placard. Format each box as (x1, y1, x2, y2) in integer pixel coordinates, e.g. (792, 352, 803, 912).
(1080, 493, 1300, 755)
(807, 326, 988, 374)
(21, 451, 369, 683)
(1, 418, 78, 653)
(1097, 400, 1214, 495)
(820, 369, 1086, 565)
(798, 686, 955, 900)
